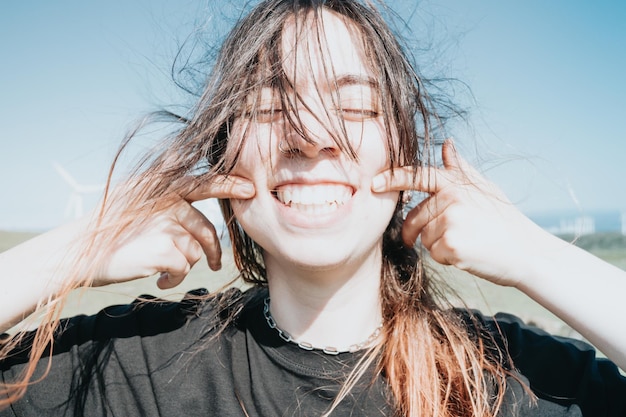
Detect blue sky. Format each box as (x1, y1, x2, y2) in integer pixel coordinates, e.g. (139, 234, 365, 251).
(1, 1, 625, 231)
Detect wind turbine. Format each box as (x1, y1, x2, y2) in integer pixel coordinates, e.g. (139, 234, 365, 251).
(53, 162, 104, 219)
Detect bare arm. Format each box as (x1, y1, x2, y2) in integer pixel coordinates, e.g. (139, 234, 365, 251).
(1, 219, 88, 331)
(515, 233, 626, 371)
(372, 140, 626, 370)
(0, 176, 255, 333)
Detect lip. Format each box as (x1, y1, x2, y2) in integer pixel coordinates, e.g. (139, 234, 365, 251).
(269, 179, 357, 228)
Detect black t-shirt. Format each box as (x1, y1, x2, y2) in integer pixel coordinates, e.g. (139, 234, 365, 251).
(1, 288, 624, 416)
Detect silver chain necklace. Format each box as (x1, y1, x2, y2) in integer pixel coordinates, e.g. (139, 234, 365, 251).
(263, 297, 383, 355)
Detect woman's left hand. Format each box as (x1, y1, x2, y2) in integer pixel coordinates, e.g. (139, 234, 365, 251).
(371, 139, 554, 288)
(373, 139, 626, 370)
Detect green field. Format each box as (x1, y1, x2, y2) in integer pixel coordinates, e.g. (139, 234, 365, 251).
(3, 231, 625, 345)
(0, 230, 241, 324)
(0, 231, 38, 253)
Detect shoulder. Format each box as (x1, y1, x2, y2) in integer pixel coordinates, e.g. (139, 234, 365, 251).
(1, 287, 257, 368)
(459, 309, 626, 416)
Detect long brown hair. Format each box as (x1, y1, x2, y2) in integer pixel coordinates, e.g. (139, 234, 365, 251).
(1, 1, 515, 415)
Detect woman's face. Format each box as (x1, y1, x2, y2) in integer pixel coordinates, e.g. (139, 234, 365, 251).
(230, 10, 399, 272)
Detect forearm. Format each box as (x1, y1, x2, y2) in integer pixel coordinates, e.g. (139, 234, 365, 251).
(516, 234, 626, 371)
(376, 143, 626, 370)
(0, 219, 87, 332)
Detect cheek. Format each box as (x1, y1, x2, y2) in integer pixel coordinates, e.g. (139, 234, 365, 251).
(348, 121, 392, 173)
(372, 191, 400, 222)
(229, 194, 271, 247)
(230, 198, 248, 219)
(230, 193, 262, 227)
(229, 198, 259, 248)
(228, 122, 275, 179)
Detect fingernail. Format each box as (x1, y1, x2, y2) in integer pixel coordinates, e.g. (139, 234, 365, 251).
(446, 137, 456, 152)
(240, 183, 255, 197)
(156, 272, 169, 289)
(371, 175, 386, 192)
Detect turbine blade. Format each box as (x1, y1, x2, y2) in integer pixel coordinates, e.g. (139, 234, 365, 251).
(52, 162, 79, 190)
(76, 184, 105, 194)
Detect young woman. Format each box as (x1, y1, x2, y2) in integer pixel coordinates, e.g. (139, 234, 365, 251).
(1, 1, 625, 416)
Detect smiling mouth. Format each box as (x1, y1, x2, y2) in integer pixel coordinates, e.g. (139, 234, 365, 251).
(272, 184, 354, 214)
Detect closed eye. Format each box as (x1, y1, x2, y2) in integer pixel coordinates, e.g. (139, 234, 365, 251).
(335, 107, 379, 121)
(244, 86, 283, 122)
(250, 107, 283, 123)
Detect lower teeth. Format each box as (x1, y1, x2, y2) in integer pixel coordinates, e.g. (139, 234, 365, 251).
(289, 202, 338, 214)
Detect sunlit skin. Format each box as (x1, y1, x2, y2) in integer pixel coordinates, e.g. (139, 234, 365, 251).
(229, 10, 397, 347)
(2, 1, 626, 381)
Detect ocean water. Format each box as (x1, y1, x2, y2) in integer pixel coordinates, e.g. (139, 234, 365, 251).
(528, 210, 624, 235)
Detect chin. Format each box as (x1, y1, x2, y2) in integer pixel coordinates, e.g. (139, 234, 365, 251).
(265, 234, 384, 273)
(284, 249, 353, 270)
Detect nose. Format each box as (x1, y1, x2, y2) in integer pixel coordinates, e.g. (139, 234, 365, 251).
(280, 110, 341, 159)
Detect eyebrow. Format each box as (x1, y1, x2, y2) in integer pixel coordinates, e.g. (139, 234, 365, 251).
(258, 74, 379, 90)
(334, 74, 379, 90)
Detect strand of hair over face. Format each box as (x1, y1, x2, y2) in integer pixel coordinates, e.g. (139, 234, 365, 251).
(0, 1, 517, 415)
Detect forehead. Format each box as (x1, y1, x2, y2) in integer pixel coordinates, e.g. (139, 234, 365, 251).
(280, 9, 373, 85)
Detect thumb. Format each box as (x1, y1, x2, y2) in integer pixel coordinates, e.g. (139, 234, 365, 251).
(442, 138, 460, 170)
(442, 138, 475, 176)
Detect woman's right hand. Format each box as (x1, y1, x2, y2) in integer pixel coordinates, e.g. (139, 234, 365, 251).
(0, 175, 254, 331)
(95, 175, 255, 289)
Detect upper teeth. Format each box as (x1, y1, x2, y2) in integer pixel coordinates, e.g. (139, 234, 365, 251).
(275, 184, 352, 206)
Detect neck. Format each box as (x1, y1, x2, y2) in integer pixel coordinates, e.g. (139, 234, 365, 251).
(263, 246, 383, 351)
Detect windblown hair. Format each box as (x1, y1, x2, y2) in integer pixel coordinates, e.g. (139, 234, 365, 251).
(1, 1, 516, 415)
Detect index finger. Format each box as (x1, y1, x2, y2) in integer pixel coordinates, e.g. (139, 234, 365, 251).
(371, 166, 451, 194)
(179, 175, 256, 202)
